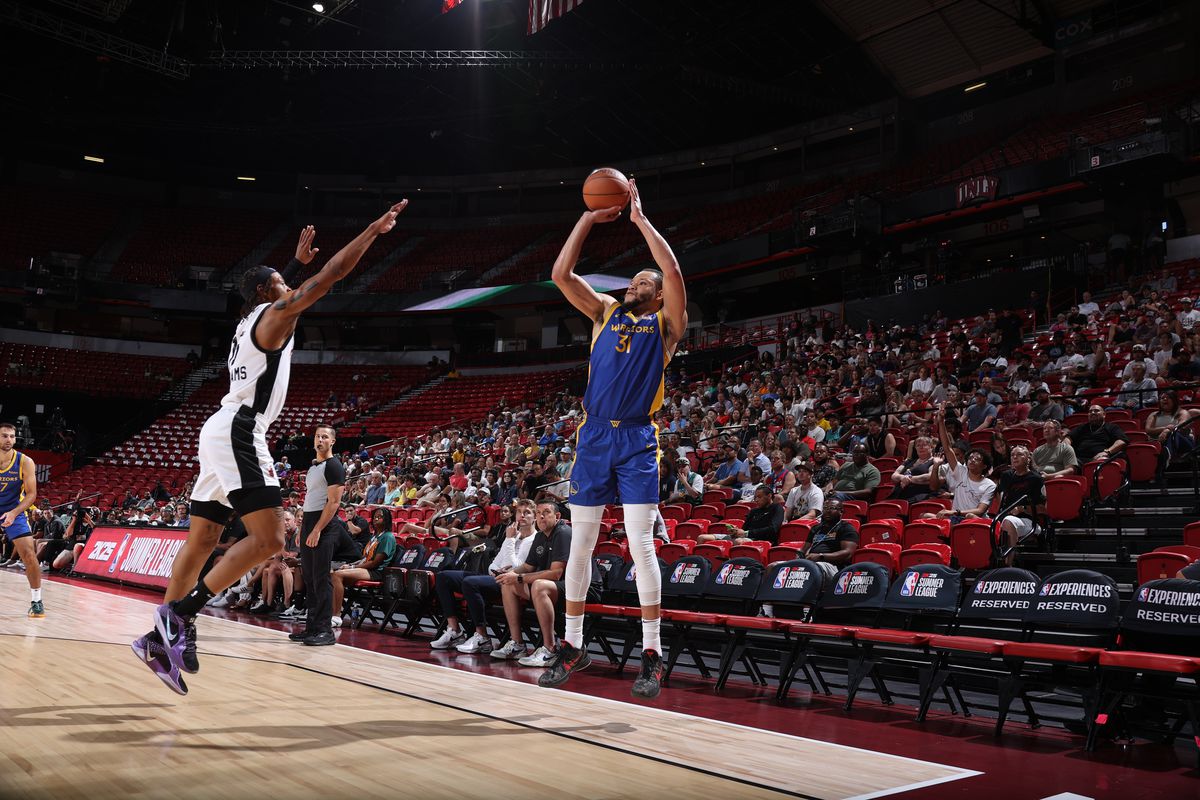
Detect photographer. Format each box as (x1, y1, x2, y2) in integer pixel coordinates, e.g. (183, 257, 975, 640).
(53, 504, 96, 573)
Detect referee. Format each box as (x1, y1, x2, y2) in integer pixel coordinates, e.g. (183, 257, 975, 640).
(289, 424, 345, 646)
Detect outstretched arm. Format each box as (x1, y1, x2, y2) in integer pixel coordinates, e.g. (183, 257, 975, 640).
(629, 179, 687, 353)
(551, 207, 623, 322)
(935, 409, 960, 472)
(257, 201, 407, 349)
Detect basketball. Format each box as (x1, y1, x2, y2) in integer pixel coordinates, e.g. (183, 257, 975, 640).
(582, 167, 630, 210)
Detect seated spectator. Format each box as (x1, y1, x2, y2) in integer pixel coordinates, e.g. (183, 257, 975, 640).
(329, 508, 398, 627)
(995, 388, 1029, 429)
(922, 411, 995, 524)
(432, 499, 538, 654)
(1067, 406, 1128, 464)
(697, 486, 783, 545)
(862, 417, 896, 458)
(785, 462, 824, 521)
(1025, 388, 1064, 426)
(415, 474, 445, 508)
(1031, 420, 1078, 477)
(494, 500, 589, 668)
(994, 446, 1044, 566)
(365, 472, 386, 505)
(1120, 344, 1158, 379)
(1112, 361, 1158, 410)
(255, 510, 301, 615)
(704, 442, 747, 493)
(738, 465, 765, 502)
(891, 436, 936, 502)
(666, 458, 704, 505)
(797, 499, 860, 577)
(764, 450, 796, 498)
(809, 443, 839, 489)
(988, 431, 1012, 480)
(826, 444, 881, 502)
(962, 389, 997, 432)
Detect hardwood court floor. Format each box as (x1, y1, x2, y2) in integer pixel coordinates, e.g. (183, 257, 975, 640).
(0, 573, 979, 800)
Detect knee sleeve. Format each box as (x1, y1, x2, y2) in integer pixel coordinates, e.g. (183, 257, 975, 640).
(623, 503, 661, 606)
(564, 504, 603, 603)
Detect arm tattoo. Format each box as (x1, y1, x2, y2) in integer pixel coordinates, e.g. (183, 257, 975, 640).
(274, 278, 322, 310)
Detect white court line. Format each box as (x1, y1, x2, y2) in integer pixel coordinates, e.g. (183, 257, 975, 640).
(34, 575, 986, 798)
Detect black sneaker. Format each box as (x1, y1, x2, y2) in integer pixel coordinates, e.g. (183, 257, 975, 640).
(302, 631, 336, 646)
(288, 630, 312, 642)
(181, 619, 199, 674)
(631, 649, 664, 698)
(537, 642, 591, 688)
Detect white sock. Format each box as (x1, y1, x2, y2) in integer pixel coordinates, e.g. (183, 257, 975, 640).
(642, 616, 661, 653)
(565, 613, 584, 649)
(31, 588, 41, 602)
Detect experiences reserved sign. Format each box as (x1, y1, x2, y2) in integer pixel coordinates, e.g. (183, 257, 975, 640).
(74, 526, 189, 590)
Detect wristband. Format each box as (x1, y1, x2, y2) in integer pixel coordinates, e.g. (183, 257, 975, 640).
(517, 574, 524, 584)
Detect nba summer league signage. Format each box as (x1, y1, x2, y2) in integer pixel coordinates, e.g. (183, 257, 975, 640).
(74, 526, 189, 590)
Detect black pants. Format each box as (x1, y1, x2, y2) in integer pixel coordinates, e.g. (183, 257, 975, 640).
(300, 512, 338, 635)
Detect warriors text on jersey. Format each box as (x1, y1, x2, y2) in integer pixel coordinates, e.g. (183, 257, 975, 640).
(570, 305, 670, 507)
(0, 450, 32, 539)
(582, 305, 668, 422)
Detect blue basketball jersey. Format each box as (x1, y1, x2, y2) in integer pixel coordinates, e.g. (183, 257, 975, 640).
(583, 304, 667, 421)
(0, 451, 25, 513)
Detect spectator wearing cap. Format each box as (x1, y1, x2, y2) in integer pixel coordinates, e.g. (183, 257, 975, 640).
(1177, 297, 1200, 333)
(1120, 344, 1158, 380)
(667, 458, 704, 505)
(826, 444, 881, 501)
(1026, 388, 1064, 427)
(1113, 361, 1158, 410)
(1066, 405, 1128, 463)
(785, 462, 823, 521)
(962, 389, 997, 433)
(705, 442, 747, 492)
(995, 388, 1030, 429)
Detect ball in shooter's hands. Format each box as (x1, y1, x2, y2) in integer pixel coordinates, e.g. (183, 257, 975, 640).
(582, 168, 630, 211)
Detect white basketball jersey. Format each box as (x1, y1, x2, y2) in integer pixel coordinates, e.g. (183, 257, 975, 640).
(220, 302, 294, 428)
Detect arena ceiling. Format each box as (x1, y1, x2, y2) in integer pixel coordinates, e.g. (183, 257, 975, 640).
(812, 0, 1104, 98)
(3, 0, 895, 176)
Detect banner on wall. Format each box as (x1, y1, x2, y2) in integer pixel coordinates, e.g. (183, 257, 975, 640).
(23, 450, 73, 483)
(74, 526, 189, 590)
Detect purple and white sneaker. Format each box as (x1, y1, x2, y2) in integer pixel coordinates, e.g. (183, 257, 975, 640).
(153, 603, 189, 672)
(131, 631, 188, 695)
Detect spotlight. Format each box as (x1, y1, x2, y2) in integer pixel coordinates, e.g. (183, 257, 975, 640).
(312, 3, 325, 13)
(964, 81, 987, 93)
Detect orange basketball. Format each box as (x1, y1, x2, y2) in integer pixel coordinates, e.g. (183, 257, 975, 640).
(582, 167, 630, 211)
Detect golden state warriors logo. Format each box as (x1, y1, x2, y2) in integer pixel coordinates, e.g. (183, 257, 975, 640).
(569, 481, 579, 496)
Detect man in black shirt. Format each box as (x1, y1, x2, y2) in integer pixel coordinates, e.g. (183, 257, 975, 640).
(496, 500, 573, 671)
(801, 499, 860, 578)
(521, 462, 549, 501)
(292, 424, 346, 646)
(695, 486, 784, 545)
(1067, 405, 1128, 464)
(995, 446, 1045, 566)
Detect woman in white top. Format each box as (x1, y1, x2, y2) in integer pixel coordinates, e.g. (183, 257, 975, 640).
(910, 365, 934, 396)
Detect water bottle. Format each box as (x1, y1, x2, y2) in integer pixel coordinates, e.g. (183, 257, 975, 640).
(350, 604, 362, 625)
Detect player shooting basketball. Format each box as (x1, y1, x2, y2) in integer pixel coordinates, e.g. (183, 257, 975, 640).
(542, 177, 686, 698)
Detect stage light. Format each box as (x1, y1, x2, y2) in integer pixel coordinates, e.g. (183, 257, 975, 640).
(312, 3, 325, 12)
(237, 176, 256, 181)
(964, 81, 987, 93)
(83, 155, 104, 163)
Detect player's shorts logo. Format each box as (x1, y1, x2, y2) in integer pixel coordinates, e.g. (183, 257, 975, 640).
(569, 481, 579, 496)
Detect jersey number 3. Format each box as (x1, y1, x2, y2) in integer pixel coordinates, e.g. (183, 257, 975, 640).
(615, 333, 631, 354)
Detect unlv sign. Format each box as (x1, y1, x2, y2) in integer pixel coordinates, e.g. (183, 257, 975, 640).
(956, 175, 999, 208)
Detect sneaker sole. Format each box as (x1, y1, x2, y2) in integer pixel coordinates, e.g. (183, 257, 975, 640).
(539, 655, 591, 687)
(28, 613, 45, 619)
(631, 680, 662, 699)
(130, 641, 188, 696)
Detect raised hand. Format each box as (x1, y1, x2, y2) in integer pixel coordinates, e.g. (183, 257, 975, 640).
(588, 205, 623, 224)
(371, 200, 409, 235)
(629, 178, 646, 224)
(295, 225, 320, 264)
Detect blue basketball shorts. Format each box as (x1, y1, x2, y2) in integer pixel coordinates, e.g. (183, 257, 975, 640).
(1, 510, 32, 541)
(569, 418, 660, 507)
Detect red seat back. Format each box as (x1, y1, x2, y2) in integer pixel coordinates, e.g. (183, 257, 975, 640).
(674, 520, 709, 540)
(910, 498, 952, 518)
(659, 541, 694, 565)
(693, 541, 731, 571)
(1136, 552, 1189, 585)
(1124, 442, 1159, 483)
(722, 504, 750, 522)
(1184, 521, 1200, 549)
(868, 500, 909, 521)
(899, 543, 952, 570)
(851, 543, 902, 576)
(778, 519, 817, 543)
(595, 540, 629, 560)
(904, 519, 950, 547)
(730, 541, 769, 565)
(660, 505, 690, 523)
(1045, 477, 1085, 521)
(840, 500, 868, 520)
(950, 520, 995, 570)
(702, 488, 733, 504)
(859, 519, 903, 546)
(691, 504, 723, 522)
(768, 545, 802, 563)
